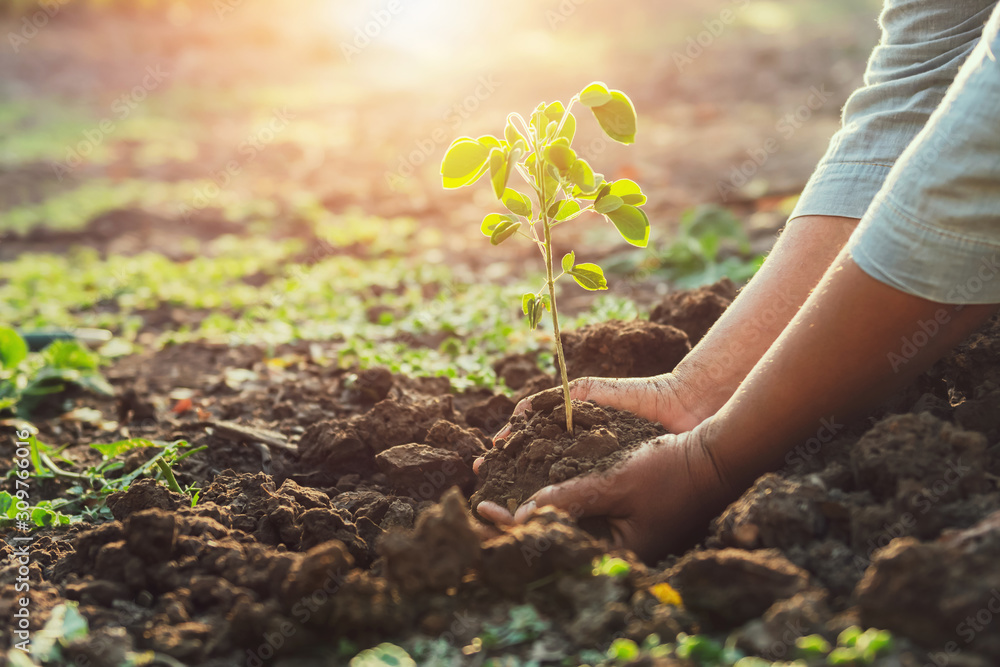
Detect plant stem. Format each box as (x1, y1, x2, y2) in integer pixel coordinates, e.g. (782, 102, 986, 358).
(531, 106, 574, 433)
(39, 452, 87, 480)
(542, 219, 574, 433)
(154, 459, 184, 494)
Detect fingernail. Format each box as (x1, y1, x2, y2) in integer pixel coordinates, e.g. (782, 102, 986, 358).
(515, 500, 537, 522)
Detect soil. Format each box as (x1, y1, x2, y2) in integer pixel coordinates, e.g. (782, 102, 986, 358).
(3, 301, 1000, 665)
(470, 389, 668, 516)
(649, 277, 739, 345)
(560, 319, 691, 381)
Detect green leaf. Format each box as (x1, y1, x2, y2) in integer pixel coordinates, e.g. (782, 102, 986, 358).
(522, 295, 542, 330)
(592, 554, 631, 577)
(488, 148, 510, 199)
(579, 81, 613, 107)
(795, 634, 832, 656)
(591, 90, 637, 144)
(91, 438, 155, 460)
(606, 639, 640, 661)
(568, 263, 608, 291)
(605, 204, 650, 247)
(490, 220, 521, 246)
(440, 137, 491, 189)
(32, 601, 89, 663)
(608, 178, 647, 206)
(478, 134, 502, 149)
(0, 491, 14, 516)
(349, 642, 417, 667)
(531, 299, 545, 329)
(504, 120, 525, 148)
(522, 293, 536, 316)
(542, 101, 576, 143)
(544, 141, 576, 172)
(480, 212, 519, 237)
(73, 372, 114, 397)
(594, 194, 623, 214)
(0, 327, 28, 370)
(568, 158, 598, 194)
(42, 340, 98, 370)
(548, 200, 581, 222)
(501, 189, 532, 218)
(561, 251, 575, 273)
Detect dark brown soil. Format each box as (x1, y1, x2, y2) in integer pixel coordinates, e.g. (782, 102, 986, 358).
(470, 388, 669, 516)
(649, 277, 739, 344)
(560, 319, 691, 380)
(5, 310, 1000, 665)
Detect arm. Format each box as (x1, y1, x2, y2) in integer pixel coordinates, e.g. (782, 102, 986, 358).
(519, 250, 997, 560)
(498, 214, 860, 438)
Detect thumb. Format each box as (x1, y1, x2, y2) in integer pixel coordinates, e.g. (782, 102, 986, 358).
(514, 470, 621, 523)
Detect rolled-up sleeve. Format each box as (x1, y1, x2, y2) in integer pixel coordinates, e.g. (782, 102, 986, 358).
(790, 0, 997, 221)
(849, 3, 1000, 304)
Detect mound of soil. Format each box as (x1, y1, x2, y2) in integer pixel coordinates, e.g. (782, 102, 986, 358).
(559, 319, 690, 380)
(470, 388, 668, 516)
(649, 277, 738, 344)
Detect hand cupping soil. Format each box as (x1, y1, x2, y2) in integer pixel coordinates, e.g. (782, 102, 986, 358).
(471, 387, 668, 517)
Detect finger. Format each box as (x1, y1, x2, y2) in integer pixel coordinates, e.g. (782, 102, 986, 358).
(476, 501, 516, 527)
(472, 520, 504, 540)
(511, 395, 533, 417)
(491, 423, 512, 445)
(513, 472, 621, 523)
(472, 455, 485, 474)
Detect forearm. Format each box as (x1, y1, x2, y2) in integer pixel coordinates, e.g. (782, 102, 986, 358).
(673, 214, 860, 420)
(704, 248, 998, 491)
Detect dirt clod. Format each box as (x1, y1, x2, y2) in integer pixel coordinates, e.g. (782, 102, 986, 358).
(560, 319, 690, 380)
(649, 277, 737, 344)
(670, 548, 813, 629)
(375, 444, 474, 500)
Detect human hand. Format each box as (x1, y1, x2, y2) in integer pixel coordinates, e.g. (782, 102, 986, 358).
(476, 422, 736, 561)
(474, 374, 708, 475)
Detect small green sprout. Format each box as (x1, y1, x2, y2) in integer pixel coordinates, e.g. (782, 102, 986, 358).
(441, 82, 649, 431)
(606, 638, 640, 662)
(796, 634, 832, 657)
(675, 633, 725, 663)
(592, 554, 632, 578)
(836, 626, 863, 648)
(826, 627, 894, 664)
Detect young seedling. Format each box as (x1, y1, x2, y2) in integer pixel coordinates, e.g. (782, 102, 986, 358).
(440, 82, 649, 432)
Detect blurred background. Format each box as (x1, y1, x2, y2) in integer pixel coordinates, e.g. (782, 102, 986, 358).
(0, 0, 882, 386)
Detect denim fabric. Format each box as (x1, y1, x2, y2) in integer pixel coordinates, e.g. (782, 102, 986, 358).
(790, 0, 1000, 303)
(849, 3, 1000, 303)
